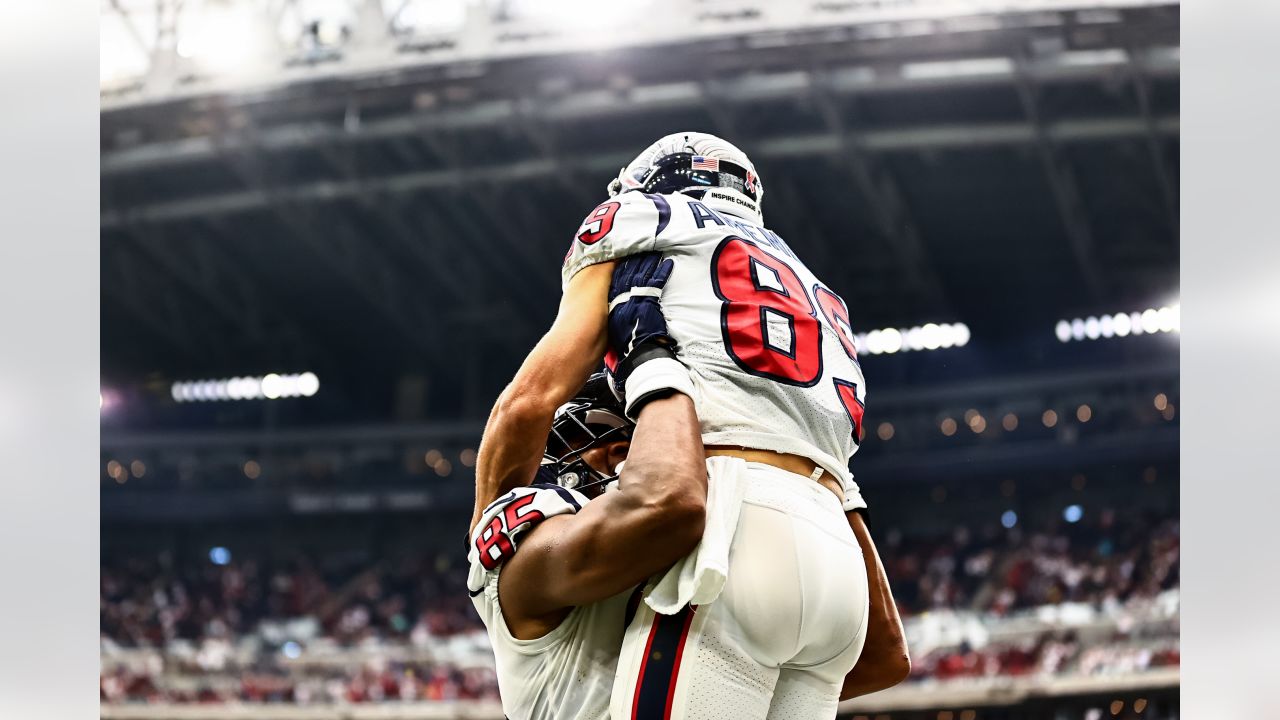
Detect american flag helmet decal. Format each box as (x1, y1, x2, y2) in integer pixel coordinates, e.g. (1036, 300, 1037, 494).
(691, 156, 720, 171)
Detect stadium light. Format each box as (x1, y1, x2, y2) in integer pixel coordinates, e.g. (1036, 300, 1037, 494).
(1055, 302, 1179, 343)
(177, 1, 279, 78)
(172, 372, 320, 402)
(854, 322, 969, 356)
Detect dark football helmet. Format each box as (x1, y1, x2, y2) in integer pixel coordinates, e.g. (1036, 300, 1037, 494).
(540, 372, 634, 496)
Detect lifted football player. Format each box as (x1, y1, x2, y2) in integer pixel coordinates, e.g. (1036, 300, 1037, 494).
(473, 133, 909, 719)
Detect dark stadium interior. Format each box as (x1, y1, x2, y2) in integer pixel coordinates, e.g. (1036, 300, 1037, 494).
(101, 3, 1177, 426)
(101, 2, 1179, 718)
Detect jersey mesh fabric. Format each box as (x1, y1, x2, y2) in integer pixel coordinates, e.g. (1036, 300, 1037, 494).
(764, 669, 841, 720)
(684, 627, 778, 720)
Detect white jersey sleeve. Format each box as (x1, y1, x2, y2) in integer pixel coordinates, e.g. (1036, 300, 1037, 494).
(561, 192, 683, 289)
(466, 483, 589, 593)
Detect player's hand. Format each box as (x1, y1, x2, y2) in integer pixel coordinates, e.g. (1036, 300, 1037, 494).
(606, 252, 676, 381)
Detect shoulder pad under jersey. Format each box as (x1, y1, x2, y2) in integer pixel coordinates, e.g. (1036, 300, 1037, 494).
(561, 192, 675, 289)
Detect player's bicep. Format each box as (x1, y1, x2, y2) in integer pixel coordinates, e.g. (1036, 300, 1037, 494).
(507, 261, 614, 410)
(495, 514, 577, 622)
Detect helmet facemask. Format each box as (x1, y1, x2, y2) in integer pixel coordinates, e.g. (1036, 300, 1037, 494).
(541, 394, 633, 498)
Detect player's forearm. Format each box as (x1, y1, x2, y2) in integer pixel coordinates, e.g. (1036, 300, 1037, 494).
(613, 390, 707, 561)
(471, 385, 558, 532)
(562, 391, 707, 604)
(617, 389, 708, 526)
(840, 511, 910, 700)
(471, 263, 613, 532)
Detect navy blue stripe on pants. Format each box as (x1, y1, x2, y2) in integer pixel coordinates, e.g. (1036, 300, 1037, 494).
(631, 604, 695, 720)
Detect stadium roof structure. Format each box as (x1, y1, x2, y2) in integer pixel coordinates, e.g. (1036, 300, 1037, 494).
(101, 0, 1179, 423)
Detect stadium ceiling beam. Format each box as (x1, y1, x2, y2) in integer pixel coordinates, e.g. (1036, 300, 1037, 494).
(762, 175, 836, 274)
(102, 242, 226, 363)
(101, 1, 1178, 111)
(107, 0, 151, 59)
(101, 117, 1178, 227)
(196, 216, 334, 362)
(370, 196, 475, 300)
(415, 189, 553, 336)
(358, 189, 551, 347)
(1014, 58, 1105, 303)
(273, 203, 456, 366)
(304, 127, 484, 307)
(101, 51, 1179, 176)
(116, 221, 270, 343)
(813, 71, 952, 317)
(466, 185, 564, 303)
(698, 77, 742, 141)
(1128, 50, 1180, 242)
(210, 132, 456, 365)
(518, 108, 597, 211)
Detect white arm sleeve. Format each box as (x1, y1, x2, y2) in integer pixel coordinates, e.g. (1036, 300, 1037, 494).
(466, 484, 590, 594)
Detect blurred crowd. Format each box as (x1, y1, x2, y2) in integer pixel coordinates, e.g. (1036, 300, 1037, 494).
(885, 510, 1179, 615)
(100, 661, 497, 705)
(101, 506, 1179, 703)
(101, 551, 481, 649)
(910, 634, 1179, 683)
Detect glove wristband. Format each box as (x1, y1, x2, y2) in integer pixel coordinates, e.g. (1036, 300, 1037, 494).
(616, 339, 676, 382)
(623, 355, 695, 420)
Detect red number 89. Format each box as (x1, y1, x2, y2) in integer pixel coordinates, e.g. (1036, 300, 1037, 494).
(711, 237, 823, 386)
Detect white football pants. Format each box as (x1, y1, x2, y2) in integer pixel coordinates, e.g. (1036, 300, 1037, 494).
(611, 460, 869, 720)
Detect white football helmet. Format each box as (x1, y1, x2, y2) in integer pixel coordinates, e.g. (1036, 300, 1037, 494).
(607, 132, 765, 225)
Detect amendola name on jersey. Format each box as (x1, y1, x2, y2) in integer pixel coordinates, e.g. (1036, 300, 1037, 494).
(563, 189, 869, 512)
(467, 485, 632, 720)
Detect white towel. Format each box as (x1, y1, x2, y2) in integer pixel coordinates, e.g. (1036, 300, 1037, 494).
(644, 455, 748, 615)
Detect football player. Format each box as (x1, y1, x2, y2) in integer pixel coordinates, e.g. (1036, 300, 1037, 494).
(467, 257, 710, 720)
(473, 132, 909, 718)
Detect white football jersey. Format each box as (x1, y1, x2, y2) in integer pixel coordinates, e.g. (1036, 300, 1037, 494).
(467, 484, 632, 720)
(563, 189, 869, 508)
